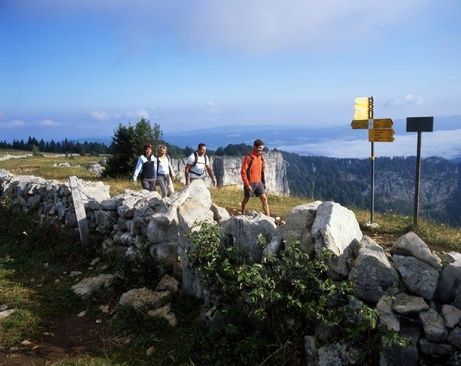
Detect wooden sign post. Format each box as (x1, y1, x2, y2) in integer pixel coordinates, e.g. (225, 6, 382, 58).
(406, 117, 434, 227)
(68, 176, 90, 252)
(351, 97, 395, 224)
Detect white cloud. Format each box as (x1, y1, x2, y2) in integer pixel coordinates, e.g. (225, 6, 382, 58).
(89, 110, 114, 121)
(89, 109, 150, 122)
(207, 101, 218, 112)
(10, 0, 428, 53)
(278, 129, 461, 159)
(125, 109, 150, 119)
(0, 120, 25, 129)
(36, 119, 63, 127)
(385, 94, 427, 108)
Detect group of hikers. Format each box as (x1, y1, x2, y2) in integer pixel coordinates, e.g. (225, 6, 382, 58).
(132, 139, 270, 216)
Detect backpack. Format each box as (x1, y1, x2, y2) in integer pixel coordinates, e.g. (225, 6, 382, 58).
(157, 155, 172, 177)
(192, 151, 208, 167)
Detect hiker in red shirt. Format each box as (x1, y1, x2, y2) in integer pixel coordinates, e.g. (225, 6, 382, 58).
(240, 139, 270, 216)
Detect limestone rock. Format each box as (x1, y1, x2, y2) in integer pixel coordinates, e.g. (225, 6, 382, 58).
(317, 343, 358, 366)
(71, 274, 116, 299)
(210, 203, 230, 224)
(78, 179, 110, 203)
(447, 327, 461, 349)
(156, 274, 180, 293)
(285, 201, 321, 231)
(311, 201, 362, 256)
(377, 295, 400, 332)
(262, 225, 285, 260)
(0, 309, 16, 319)
(119, 288, 170, 311)
(419, 338, 453, 357)
(221, 213, 277, 262)
(148, 304, 177, 327)
(100, 198, 119, 211)
(117, 195, 141, 218)
(147, 212, 179, 244)
(441, 305, 461, 329)
(177, 197, 214, 233)
(393, 255, 439, 300)
(392, 293, 429, 314)
(434, 260, 461, 304)
(149, 243, 178, 267)
(349, 241, 399, 303)
(304, 335, 319, 366)
(419, 308, 448, 342)
(390, 231, 442, 270)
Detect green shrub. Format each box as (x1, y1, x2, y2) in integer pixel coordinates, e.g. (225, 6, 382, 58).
(186, 223, 402, 364)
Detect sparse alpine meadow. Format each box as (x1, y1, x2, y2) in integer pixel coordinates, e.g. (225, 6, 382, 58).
(1, 150, 461, 365)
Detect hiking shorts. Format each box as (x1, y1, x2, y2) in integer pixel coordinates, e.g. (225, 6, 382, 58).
(244, 182, 265, 198)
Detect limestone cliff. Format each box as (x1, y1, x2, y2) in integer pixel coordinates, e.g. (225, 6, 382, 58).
(171, 151, 290, 196)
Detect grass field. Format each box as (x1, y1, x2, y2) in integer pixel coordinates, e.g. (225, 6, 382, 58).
(1, 153, 460, 251)
(0, 206, 257, 365)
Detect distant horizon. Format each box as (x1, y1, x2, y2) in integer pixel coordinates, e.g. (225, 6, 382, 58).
(2, 116, 460, 160)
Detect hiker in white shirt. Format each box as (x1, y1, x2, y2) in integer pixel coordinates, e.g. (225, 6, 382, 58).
(184, 143, 216, 185)
(132, 143, 156, 191)
(156, 145, 175, 197)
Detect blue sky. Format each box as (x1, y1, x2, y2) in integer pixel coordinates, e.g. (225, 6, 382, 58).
(1, 0, 461, 150)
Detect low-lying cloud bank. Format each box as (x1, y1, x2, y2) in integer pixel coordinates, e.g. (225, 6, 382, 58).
(278, 129, 461, 159)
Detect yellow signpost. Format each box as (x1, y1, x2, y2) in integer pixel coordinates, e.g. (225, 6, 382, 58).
(353, 97, 373, 120)
(368, 128, 395, 142)
(351, 120, 369, 129)
(350, 96, 396, 224)
(373, 118, 393, 129)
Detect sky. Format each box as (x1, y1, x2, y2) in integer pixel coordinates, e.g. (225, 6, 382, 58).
(1, 0, 461, 157)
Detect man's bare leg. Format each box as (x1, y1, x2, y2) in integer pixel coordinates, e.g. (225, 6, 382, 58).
(241, 196, 250, 214)
(259, 194, 270, 216)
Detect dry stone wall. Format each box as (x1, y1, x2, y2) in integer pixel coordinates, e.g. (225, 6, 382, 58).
(2, 168, 461, 364)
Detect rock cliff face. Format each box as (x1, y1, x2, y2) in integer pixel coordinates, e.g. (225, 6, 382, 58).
(170, 151, 290, 196)
(283, 153, 461, 224)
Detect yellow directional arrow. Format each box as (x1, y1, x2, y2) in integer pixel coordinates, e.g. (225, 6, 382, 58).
(368, 128, 395, 142)
(373, 118, 393, 129)
(351, 120, 369, 129)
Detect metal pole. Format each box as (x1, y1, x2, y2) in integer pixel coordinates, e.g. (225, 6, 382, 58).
(371, 142, 375, 223)
(369, 96, 375, 224)
(414, 131, 422, 226)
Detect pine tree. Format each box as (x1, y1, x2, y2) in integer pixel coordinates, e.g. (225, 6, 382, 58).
(104, 119, 164, 178)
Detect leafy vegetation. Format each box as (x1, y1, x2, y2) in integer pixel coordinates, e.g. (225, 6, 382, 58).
(103, 119, 186, 178)
(104, 119, 163, 178)
(185, 223, 404, 365)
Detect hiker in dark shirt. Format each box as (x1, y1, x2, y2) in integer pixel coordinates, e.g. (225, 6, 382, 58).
(240, 139, 270, 216)
(132, 143, 156, 191)
(184, 143, 216, 186)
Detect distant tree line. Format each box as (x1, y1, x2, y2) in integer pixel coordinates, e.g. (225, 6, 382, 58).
(0, 137, 108, 155)
(282, 151, 461, 226)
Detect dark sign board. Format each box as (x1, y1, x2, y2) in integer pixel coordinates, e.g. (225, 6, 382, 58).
(406, 117, 434, 132)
